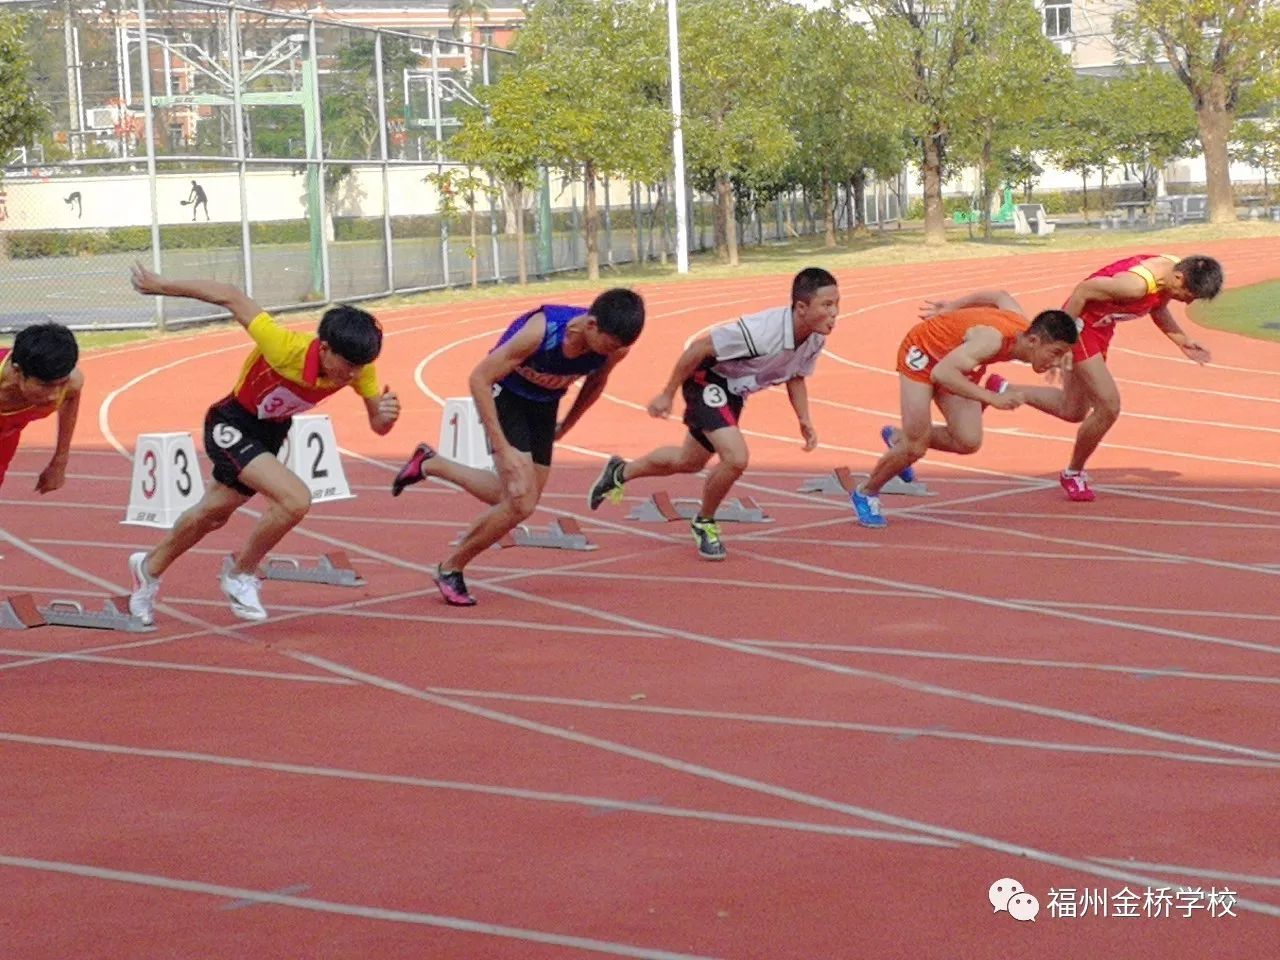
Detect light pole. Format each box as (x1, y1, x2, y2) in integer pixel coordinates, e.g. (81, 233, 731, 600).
(666, 0, 689, 273)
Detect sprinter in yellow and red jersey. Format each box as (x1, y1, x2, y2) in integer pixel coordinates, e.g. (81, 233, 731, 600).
(125, 264, 400, 625)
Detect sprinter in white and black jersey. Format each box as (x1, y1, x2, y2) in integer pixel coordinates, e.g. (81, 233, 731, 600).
(588, 267, 839, 561)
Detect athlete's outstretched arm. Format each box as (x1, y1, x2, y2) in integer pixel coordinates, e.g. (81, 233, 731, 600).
(931, 327, 1024, 409)
(557, 348, 630, 439)
(36, 369, 84, 494)
(920, 290, 1023, 319)
(648, 335, 716, 418)
(130, 263, 262, 328)
(1150, 304, 1212, 364)
(1062, 273, 1148, 317)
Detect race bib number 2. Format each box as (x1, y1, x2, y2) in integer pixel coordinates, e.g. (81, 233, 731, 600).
(904, 346, 931, 372)
(257, 385, 315, 419)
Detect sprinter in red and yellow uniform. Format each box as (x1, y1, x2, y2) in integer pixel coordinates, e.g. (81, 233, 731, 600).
(0, 323, 83, 493)
(125, 264, 399, 625)
(988, 253, 1222, 502)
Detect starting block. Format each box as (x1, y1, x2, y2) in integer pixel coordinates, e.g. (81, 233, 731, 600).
(0, 594, 155, 633)
(261, 552, 366, 587)
(507, 518, 597, 551)
(627, 492, 773, 524)
(799, 467, 934, 497)
(454, 518, 598, 551)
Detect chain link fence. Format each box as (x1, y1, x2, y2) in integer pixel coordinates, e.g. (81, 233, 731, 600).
(1, 0, 899, 332)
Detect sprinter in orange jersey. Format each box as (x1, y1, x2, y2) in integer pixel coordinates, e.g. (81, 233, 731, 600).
(125, 264, 400, 624)
(849, 291, 1078, 529)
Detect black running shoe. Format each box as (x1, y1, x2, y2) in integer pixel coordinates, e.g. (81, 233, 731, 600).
(690, 517, 727, 561)
(587, 455, 627, 510)
(432, 564, 477, 606)
(392, 442, 437, 497)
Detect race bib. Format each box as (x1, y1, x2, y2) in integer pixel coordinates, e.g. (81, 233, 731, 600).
(1094, 312, 1140, 328)
(904, 345, 931, 372)
(702, 383, 728, 408)
(257, 385, 315, 420)
(212, 423, 243, 449)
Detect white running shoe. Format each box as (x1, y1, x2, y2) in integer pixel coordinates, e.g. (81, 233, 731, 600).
(128, 551, 161, 626)
(219, 555, 268, 622)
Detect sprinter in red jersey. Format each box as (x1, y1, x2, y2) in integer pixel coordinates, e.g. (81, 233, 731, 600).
(985, 253, 1222, 501)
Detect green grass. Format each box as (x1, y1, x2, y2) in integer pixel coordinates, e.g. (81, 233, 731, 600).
(1189, 278, 1280, 343)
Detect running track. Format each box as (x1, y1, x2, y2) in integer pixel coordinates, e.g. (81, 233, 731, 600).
(1, 240, 1278, 958)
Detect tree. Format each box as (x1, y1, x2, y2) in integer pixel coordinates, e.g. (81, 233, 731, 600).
(450, 0, 491, 76)
(679, 0, 799, 265)
(510, 0, 669, 279)
(946, 0, 1070, 238)
(1045, 77, 1120, 223)
(785, 7, 904, 246)
(1114, 0, 1280, 223)
(1230, 118, 1280, 207)
(1107, 67, 1200, 215)
(1, 11, 48, 167)
(1, 11, 47, 258)
(450, 73, 545, 285)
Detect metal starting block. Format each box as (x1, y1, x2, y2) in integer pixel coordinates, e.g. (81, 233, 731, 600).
(627, 492, 773, 524)
(506, 518, 597, 551)
(261, 552, 366, 587)
(0, 594, 155, 633)
(799, 467, 934, 497)
(453, 517, 599, 551)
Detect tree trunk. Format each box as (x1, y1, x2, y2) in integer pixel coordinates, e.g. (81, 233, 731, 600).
(922, 129, 946, 246)
(1080, 171, 1089, 224)
(513, 184, 527, 285)
(583, 160, 599, 281)
(469, 199, 479, 289)
(980, 132, 993, 240)
(715, 173, 738, 265)
(654, 182, 668, 265)
(1197, 97, 1237, 224)
(502, 181, 520, 235)
(822, 173, 836, 248)
(630, 181, 642, 264)
(851, 171, 870, 238)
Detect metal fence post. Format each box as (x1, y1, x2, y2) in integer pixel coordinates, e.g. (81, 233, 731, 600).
(374, 30, 394, 295)
(135, 0, 164, 330)
(227, 2, 254, 296)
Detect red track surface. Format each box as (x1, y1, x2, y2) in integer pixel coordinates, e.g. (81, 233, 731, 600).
(2, 241, 1278, 958)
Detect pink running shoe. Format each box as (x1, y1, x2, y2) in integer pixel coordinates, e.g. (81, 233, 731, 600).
(392, 442, 437, 497)
(1060, 471, 1096, 502)
(433, 564, 477, 606)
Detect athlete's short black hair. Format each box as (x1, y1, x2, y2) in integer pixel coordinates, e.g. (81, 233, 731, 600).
(11, 323, 79, 382)
(1028, 309, 1079, 345)
(792, 267, 838, 306)
(589, 288, 645, 346)
(318, 305, 382, 365)
(1175, 255, 1223, 299)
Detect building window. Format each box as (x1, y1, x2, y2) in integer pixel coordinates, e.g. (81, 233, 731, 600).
(1044, 1, 1072, 38)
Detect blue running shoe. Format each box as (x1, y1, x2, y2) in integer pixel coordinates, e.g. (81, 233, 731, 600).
(881, 425, 915, 484)
(850, 487, 887, 529)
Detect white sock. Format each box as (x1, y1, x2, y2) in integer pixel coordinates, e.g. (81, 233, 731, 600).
(1063, 468, 1081, 477)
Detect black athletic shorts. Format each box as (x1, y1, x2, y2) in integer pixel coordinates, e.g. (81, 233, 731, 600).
(203, 395, 291, 496)
(682, 365, 744, 453)
(495, 384, 558, 467)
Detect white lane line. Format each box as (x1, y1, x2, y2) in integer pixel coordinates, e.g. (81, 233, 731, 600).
(0, 854, 723, 960)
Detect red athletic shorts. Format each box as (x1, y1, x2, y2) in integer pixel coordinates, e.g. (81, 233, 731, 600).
(1073, 323, 1115, 364)
(0, 430, 23, 488)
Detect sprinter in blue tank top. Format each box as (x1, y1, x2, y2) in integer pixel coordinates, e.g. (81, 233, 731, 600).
(391, 288, 645, 606)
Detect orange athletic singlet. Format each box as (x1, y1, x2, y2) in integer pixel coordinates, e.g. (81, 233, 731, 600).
(896, 306, 1027, 386)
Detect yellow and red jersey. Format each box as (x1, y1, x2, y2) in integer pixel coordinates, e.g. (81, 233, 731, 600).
(230, 312, 379, 420)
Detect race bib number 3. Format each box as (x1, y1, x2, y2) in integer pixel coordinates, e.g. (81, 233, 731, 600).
(702, 383, 729, 408)
(257, 385, 315, 420)
(905, 346, 931, 372)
